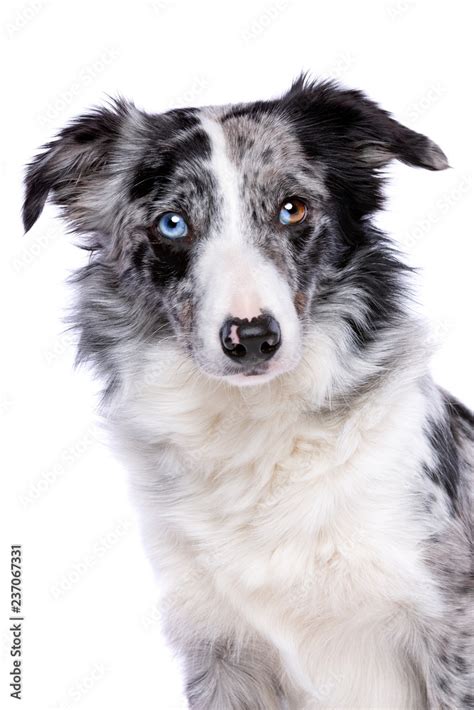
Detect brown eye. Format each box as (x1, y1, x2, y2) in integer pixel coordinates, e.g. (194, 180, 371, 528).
(278, 197, 307, 225)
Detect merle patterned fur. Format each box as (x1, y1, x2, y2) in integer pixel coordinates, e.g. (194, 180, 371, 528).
(23, 77, 473, 708)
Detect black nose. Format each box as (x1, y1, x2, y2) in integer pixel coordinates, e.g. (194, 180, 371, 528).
(220, 314, 281, 364)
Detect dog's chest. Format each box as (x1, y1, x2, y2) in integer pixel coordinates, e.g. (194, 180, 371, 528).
(154, 389, 431, 615)
(120, 371, 434, 704)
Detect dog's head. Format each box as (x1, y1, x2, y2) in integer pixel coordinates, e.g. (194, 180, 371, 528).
(23, 77, 447, 392)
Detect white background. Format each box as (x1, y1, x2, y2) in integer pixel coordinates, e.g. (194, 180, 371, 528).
(1, 1, 473, 708)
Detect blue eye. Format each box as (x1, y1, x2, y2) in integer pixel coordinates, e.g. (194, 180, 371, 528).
(278, 197, 307, 225)
(157, 212, 189, 239)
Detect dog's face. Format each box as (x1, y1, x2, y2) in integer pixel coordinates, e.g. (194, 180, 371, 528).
(23, 78, 447, 390)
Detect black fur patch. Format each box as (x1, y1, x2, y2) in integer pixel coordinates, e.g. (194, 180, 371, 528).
(147, 229, 191, 284)
(424, 408, 462, 507)
(177, 129, 211, 163)
(131, 241, 148, 271)
(164, 107, 199, 131)
(130, 165, 166, 200)
(129, 129, 211, 202)
(130, 153, 177, 200)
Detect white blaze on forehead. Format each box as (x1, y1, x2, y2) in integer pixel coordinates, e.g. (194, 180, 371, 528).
(199, 112, 263, 320)
(199, 113, 242, 243)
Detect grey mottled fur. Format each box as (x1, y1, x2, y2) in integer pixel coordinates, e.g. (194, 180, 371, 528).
(23, 78, 473, 708)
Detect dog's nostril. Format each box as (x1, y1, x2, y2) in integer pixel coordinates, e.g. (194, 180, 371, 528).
(220, 315, 281, 364)
(227, 342, 247, 358)
(260, 340, 274, 354)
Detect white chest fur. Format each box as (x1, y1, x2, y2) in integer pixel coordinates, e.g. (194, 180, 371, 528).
(112, 345, 439, 707)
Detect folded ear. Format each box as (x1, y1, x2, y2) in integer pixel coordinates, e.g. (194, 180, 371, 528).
(355, 114, 449, 171)
(23, 100, 134, 233)
(285, 76, 449, 172)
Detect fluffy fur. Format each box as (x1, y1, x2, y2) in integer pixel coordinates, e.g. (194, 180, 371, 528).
(24, 77, 473, 708)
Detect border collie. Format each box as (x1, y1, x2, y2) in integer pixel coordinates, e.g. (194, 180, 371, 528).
(23, 77, 473, 709)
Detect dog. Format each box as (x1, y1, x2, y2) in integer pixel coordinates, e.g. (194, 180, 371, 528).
(23, 76, 473, 709)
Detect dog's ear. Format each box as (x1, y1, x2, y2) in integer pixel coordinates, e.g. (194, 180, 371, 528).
(285, 76, 449, 172)
(23, 100, 135, 233)
(353, 106, 449, 172)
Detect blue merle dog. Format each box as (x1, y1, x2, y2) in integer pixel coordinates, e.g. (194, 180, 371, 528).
(24, 77, 473, 708)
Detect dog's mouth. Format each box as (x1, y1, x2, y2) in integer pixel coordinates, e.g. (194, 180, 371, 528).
(243, 368, 269, 377)
(223, 369, 282, 387)
(196, 351, 302, 388)
(230, 365, 273, 383)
